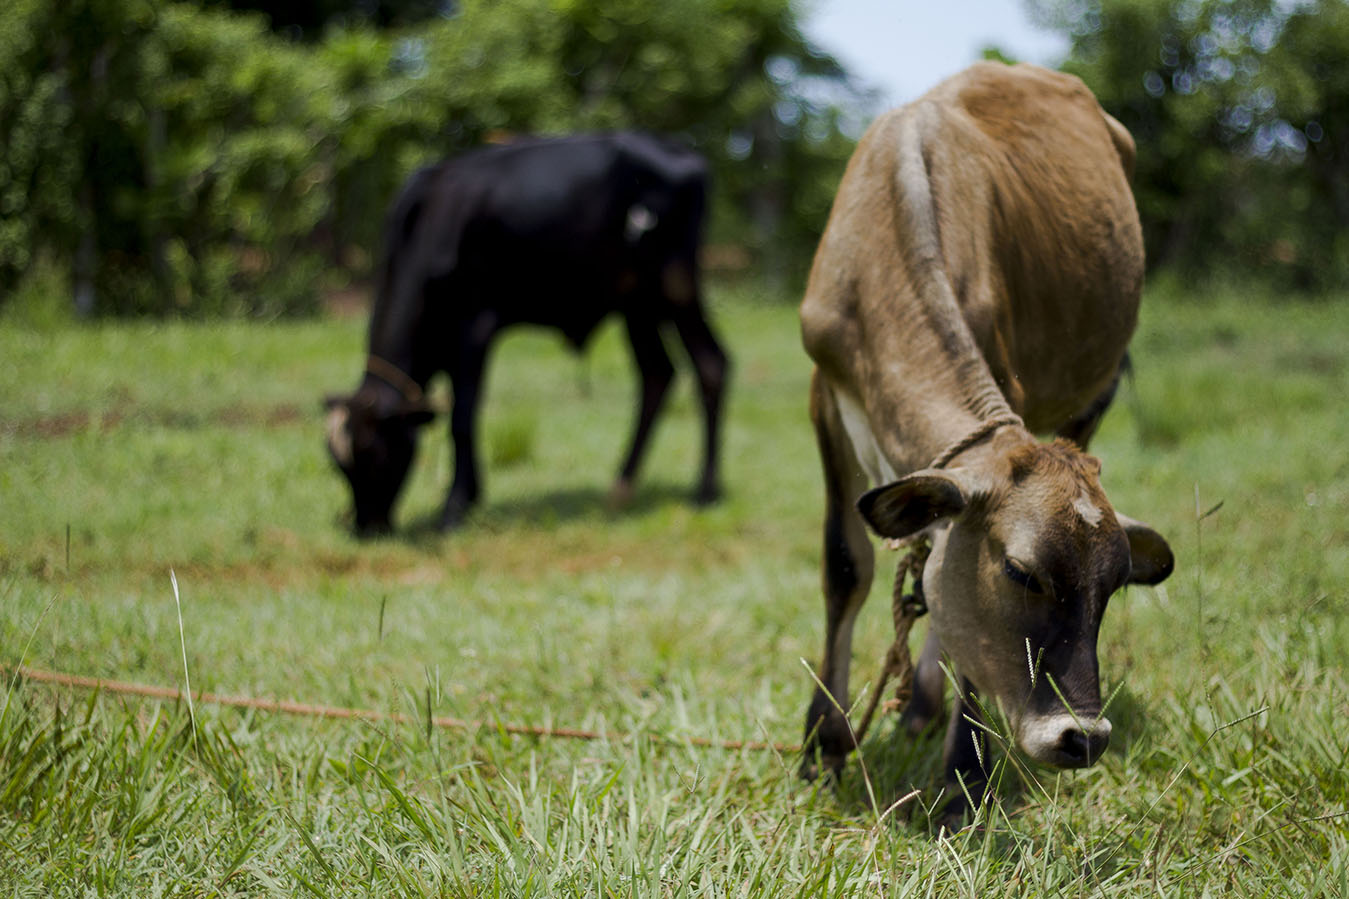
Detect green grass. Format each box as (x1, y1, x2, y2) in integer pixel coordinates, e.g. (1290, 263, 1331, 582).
(1, 283, 1346, 895)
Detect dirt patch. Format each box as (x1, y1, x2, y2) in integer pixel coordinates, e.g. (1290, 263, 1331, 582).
(2, 402, 306, 441)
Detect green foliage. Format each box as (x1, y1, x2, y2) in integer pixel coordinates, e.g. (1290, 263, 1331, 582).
(1030, 0, 1349, 290)
(0, 0, 864, 318)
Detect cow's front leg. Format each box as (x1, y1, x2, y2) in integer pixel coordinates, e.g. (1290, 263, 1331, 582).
(937, 677, 990, 830)
(801, 371, 875, 780)
(610, 314, 674, 507)
(441, 340, 489, 531)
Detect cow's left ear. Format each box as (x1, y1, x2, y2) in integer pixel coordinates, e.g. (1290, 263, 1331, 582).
(857, 470, 969, 540)
(1117, 512, 1174, 585)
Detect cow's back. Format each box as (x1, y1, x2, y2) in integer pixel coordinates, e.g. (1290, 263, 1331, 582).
(435, 134, 704, 336)
(802, 62, 1143, 436)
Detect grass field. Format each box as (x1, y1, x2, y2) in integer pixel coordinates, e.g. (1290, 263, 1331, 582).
(1, 284, 1346, 895)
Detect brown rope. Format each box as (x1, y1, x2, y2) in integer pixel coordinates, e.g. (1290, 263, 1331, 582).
(848, 537, 930, 748)
(929, 413, 1024, 469)
(2, 664, 797, 754)
(365, 354, 426, 407)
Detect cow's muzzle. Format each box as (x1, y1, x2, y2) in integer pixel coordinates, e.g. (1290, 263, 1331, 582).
(1018, 713, 1112, 769)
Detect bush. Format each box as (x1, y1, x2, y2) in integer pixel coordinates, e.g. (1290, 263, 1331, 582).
(0, 0, 865, 318)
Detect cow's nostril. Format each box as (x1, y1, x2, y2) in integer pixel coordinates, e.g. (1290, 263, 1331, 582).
(1057, 727, 1090, 763)
(1056, 724, 1110, 766)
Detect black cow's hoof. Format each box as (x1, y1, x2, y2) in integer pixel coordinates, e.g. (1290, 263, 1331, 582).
(607, 479, 636, 511)
(693, 482, 723, 506)
(438, 500, 472, 532)
(354, 520, 393, 539)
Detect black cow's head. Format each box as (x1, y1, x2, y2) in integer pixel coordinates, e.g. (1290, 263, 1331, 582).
(324, 385, 434, 536)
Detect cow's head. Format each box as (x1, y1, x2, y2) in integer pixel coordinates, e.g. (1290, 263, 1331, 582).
(324, 385, 434, 536)
(857, 433, 1172, 769)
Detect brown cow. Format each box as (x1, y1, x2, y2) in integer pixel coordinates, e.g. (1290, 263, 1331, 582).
(797, 62, 1174, 823)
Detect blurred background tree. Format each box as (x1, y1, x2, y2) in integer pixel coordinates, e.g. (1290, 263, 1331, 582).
(1028, 0, 1349, 291)
(5, 0, 1346, 317)
(0, 0, 870, 317)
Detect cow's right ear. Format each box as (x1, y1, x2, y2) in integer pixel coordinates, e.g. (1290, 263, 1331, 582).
(856, 470, 969, 540)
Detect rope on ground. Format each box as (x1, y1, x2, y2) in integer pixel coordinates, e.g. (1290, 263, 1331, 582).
(3, 664, 798, 754)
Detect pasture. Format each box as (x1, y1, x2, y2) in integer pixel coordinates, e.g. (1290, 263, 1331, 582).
(1, 284, 1346, 895)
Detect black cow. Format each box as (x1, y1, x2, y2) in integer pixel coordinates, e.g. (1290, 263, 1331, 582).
(325, 133, 730, 534)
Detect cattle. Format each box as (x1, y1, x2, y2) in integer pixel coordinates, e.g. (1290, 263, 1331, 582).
(325, 133, 729, 535)
(796, 62, 1175, 822)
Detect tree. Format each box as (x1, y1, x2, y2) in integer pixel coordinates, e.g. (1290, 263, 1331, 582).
(1029, 0, 1349, 289)
(0, 0, 866, 316)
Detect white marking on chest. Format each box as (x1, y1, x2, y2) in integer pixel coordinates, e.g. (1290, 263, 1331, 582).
(1073, 491, 1103, 528)
(625, 204, 657, 243)
(834, 389, 899, 485)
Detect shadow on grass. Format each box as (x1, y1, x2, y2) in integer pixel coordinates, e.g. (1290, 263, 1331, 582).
(396, 481, 709, 540)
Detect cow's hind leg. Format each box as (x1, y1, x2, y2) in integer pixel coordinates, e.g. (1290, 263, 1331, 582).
(900, 630, 947, 735)
(610, 314, 675, 507)
(1058, 353, 1130, 450)
(441, 337, 490, 531)
(670, 302, 729, 504)
(801, 371, 875, 780)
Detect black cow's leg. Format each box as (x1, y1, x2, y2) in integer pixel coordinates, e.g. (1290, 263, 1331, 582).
(938, 678, 990, 829)
(441, 340, 489, 531)
(1058, 352, 1129, 450)
(801, 370, 875, 780)
(670, 304, 729, 504)
(610, 314, 675, 507)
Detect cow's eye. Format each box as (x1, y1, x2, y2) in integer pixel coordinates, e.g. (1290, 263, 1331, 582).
(1003, 558, 1045, 594)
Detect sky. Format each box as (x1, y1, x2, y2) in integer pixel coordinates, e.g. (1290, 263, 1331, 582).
(802, 0, 1071, 107)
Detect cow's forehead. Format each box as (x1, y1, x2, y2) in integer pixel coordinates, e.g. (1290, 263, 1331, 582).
(983, 439, 1122, 564)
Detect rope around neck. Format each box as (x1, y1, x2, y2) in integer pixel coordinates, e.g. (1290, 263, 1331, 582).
(929, 413, 1024, 469)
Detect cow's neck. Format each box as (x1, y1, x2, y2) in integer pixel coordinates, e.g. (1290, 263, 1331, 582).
(366, 270, 432, 389)
(822, 300, 1022, 478)
(874, 367, 1020, 476)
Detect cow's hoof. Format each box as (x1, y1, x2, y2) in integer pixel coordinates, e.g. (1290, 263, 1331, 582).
(355, 522, 393, 540)
(693, 482, 722, 506)
(798, 754, 847, 785)
(607, 479, 635, 511)
(933, 800, 975, 835)
(900, 701, 940, 736)
(438, 500, 472, 532)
